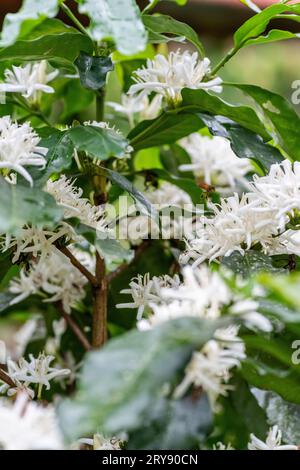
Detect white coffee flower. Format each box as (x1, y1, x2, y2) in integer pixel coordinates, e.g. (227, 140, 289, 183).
(248, 426, 298, 450)
(117, 272, 181, 320)
(174, 325, 245, 409)
(249, 160, 300, 230)
(0, 116, 47, 186)
(2, 223, 74, 263)
(6, 352, 70, 396)
(181, 193, 277, 266)
(46, 175, 108, 232)
(179, 134, 252, 189)
(136, 266, 272, 332)
(129, 51, 223, 105)
(107, 93, 162, 127)
(0, 393, 64, 450)
(9, 248, 88, 313)
(0, 61, 58, 104)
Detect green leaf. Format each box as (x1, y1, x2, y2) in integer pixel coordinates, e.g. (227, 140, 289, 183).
(76, 0, 148, 55)
(256, 391, 300, 445)
(244, 29, 300, 47)
(142, 14, 205, 56)
(66, 219, 133, 267)
(231, 84, 300, 161)
(129, 113, 204, 150)
(0, 0, 59, 47)
(181, 88, 269, 139)
(258, 272, 300, 311)
(222, 251, 286, 278)
(199, 114, 283, 172)
(258, 299, 300, 325)
(233, 4, 292, 48)
(241, 359, 300, 404)
(127, 394, 212, 450)
(0, 178, 63, 234)
(36, 128, 74, 182)
(68, 125, 129, 161)
(105, 168, 157, 219)
(0, 19, 93, 65)
(75, 52, 114, 91)
(58, 317, 221, 441)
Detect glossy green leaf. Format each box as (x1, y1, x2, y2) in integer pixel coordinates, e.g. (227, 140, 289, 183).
(232, 84, 300, 161)
(239, 0, 261, 13)
(244, 29, 300, 47)
(58, 317, 221, 441)
(142, 14, 205, 56)
(105, 168, 157, 219)
(222, 251, 286, 278)
(75, 52, 114, 91)
(129, 113, 204, 150)
(199, 114, 283, 172)
(181, 88, 269, 138)
(68, 125, 129, 161)
(37, 128, 74, 180)
(0, 178, 63, 234)
(76, 0, 148, 55)
(127, 394, 212, 450)
(0, 19, 93, 65)
(0, 0, 59, 47)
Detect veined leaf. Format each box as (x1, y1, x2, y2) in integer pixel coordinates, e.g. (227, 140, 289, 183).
(76, 0, 148, 55)
(232, 84, 300, 161)
(0, 0, 60, 47)
(68, 125, 130, 161)
(75, 52, 114, 90)
(142, 14, 205, 56)
(0, 177, 63, 234)
(0, 19, 93, 65)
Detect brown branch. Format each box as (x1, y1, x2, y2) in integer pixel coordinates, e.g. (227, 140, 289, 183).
(56, 302, 92, 352)
(57, 245, 98, 287)
(92, 252, 107, 348)
(106, 241, 150, 283)
(0, 365, 15, 388)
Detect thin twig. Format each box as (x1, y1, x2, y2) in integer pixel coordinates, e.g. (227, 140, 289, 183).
(57, 245, 98, 287)
(92, 252, 107, 348)
(56, 302, 92, 352)
(0, 366, 15, 388)
(106, 241, 150, 283)
(60, 2, 91, 38)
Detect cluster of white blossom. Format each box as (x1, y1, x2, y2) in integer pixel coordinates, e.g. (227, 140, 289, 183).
(179, 133, 252, 190)
(0, 61, 58, 104)
(182, 161, 300, 266)
(0, 115, 48, 186)
(107, 93, 162, 127)
(119, 181, 195, 244)
(0, 393, 64, 450)
(79, 434, 123, 450)
(129, 50, 222, 105)
(0, 348, 70, 399)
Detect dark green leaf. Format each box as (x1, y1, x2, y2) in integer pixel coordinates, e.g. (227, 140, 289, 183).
(231, 84, 300, 161)
(181, 88, 269, 138)
(200, 114, 283, 172)
(129, 113, 204, 150)
(142, 14, 205, 56)
(0, 19, 93, 65)
(0, 177, 63, 234)
(58, 317, 221, 441)
(128, 394, 212, 450)
(75, 52, 113, 91)
(68, 125, 129, 161)
(222, 251, 286, 277)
